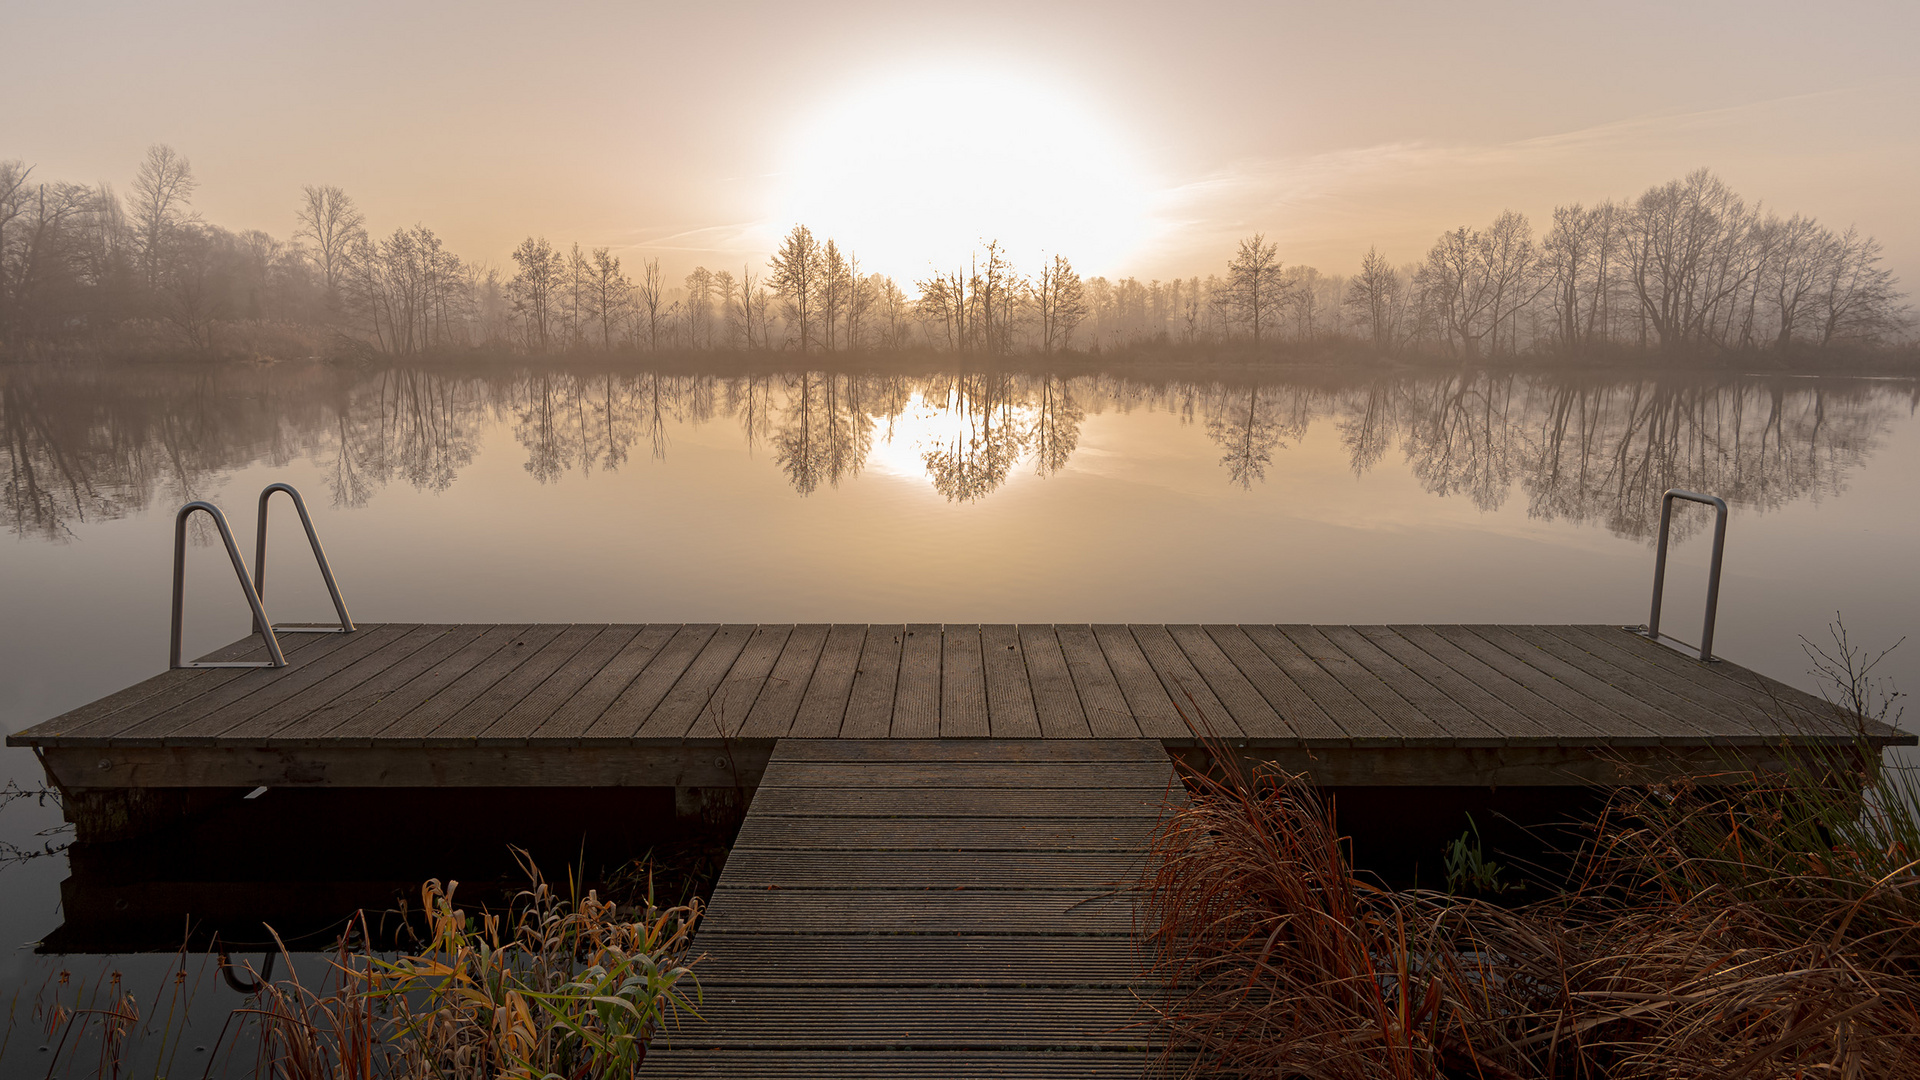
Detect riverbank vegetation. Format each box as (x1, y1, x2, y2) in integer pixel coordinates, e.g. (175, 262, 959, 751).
(1, 149, 1909, 368)
(1143, 628, 1918, 1078)
(14, 854, 703, 1078)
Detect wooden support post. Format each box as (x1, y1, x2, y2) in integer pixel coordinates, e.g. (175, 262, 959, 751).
(62, 787, 252, 843)
(674, 785, 752, 828)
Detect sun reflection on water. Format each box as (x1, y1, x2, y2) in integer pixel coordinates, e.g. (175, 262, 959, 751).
(864, 387, 1043, 500)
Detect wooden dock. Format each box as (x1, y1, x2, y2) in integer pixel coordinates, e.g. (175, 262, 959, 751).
(644, 738, 1176, 1078)
(12, 622, 1912, 1074)
(12, 624, 1908, 815)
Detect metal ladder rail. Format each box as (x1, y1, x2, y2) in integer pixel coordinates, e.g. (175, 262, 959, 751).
(1642, 488, 1728, 663)
(171, 502, 287, 669)
(253, 483, 354, 634)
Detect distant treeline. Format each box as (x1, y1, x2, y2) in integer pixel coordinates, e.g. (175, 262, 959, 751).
(0, 147, 1908, 363)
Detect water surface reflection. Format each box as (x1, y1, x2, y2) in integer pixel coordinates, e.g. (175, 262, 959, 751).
(4, 362, 1909, 542)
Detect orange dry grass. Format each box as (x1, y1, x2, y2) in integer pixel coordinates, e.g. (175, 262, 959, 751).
(1139, 756, 1920, 1079)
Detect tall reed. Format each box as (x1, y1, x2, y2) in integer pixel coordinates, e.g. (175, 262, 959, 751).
(1141, 749, 1920, 1079)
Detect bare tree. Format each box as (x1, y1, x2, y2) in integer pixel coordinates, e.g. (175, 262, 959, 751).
(1481, 211, 1544, 355)
(1288, 265, 1323, 340)
(713, 269, 739, 350)
(129, 144, 198, 291)
(1344, 247, 1403, 348)
(637, 258, 665, 349)
(768, 225, 823, 350)
(509, 236, 561, 352)
(1416, 226, 1497, 357)
(1541, 203, 1625, 352)
(844, 252, 868, 351)
(1223, 234, 1290, 344)
(872, 274, 909, 349)
(1620, 169, 1761, 351)
(736, 263, 760, 350)
(154, 224, 225, 350)
(588, 247, 631, 349)
(974, 241, 1019, 354)
(916, 271, 966, 350)
(684, 266, 714, 349)
(0, 161, 33, 343)
(1032, 254, 1088, 354)
(294, 184, 365, 307)
(1812, 227, 1904, 348)
(563, 243, 591, 349)
(821, 239, 848, 350)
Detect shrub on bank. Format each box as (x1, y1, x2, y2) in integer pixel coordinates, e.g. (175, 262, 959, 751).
(239, 855, 702, 1079)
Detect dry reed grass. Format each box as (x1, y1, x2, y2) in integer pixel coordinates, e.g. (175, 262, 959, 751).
(1141, 747, 1920, 1079)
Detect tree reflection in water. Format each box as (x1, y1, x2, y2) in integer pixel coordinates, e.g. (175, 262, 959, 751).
(2, 361, 1909, 544)
(1205, 384, 1314, 490)
(773, 372, 874, 495)
(921, 373, 1029, 502)
(1028, 375, 1082, 479)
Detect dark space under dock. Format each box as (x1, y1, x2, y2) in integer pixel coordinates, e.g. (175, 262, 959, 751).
(11, 623, 1911, 1076)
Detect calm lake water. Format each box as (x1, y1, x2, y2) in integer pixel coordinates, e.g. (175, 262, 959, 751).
(2, 358, 1918, 1067)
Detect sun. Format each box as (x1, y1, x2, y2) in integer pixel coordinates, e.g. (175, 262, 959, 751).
(772, 61, 1157, 284)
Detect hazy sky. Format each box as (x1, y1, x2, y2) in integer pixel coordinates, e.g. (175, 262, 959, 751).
(11, 0, 1919, 287)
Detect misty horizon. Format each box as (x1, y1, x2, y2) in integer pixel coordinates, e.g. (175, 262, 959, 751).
(1, 149, 1908, 362)
(10, 4, 1917, 293)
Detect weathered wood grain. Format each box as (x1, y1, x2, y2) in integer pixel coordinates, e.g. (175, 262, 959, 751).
(940, 624, 989, 738)
(1054, 625, 1140, 738)
(634, 624, 759, 739)
(892, 625, 943, 738)
(13, 627, 1909, 791)
(980, 624, 1042, 738)
(586, 624, 722, 739)
(430, 624, 604, 738)
(380, 625, 569, 740)
(1017, 625, 1093, 739)
(479, 625, 642, 742)
(666, 738, 1168, 1077)
(839, 626, 902, 738)
(1241, 624, 1398, 743)
(529, 624, 680, 740)
(695, 624, 792, 740)
(1092, 624, 1186, 737)
(789, 624, 866, 737)
(733, 625, 825, 739)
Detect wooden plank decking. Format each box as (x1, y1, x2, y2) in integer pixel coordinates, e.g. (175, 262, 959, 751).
(643, 738, 1176, 1079)
(11, 624, 1910, 794)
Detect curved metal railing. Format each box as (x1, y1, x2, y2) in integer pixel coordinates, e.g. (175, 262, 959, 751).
(254, 483, 354, 635)
(170, 501, 287, 669)
(170, 483, 353, 669)
(1642, 488, 1728, 662)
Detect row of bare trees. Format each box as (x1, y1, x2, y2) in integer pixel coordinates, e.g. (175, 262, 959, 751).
(1346, 170, 1906, 357)
(2, 149, 1906, 360)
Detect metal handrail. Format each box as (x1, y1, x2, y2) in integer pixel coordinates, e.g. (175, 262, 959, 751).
(1643, 488, 1728, 662)
(171, 502, 287, 669)
(254, 483, 354, 634)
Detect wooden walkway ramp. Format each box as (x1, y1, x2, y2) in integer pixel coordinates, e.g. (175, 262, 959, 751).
(643, 738, 1177, 1079)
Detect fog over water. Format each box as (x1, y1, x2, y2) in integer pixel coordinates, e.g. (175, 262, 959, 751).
(5, 359, 1915, 710)
(1, 357, 1917, 1069)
